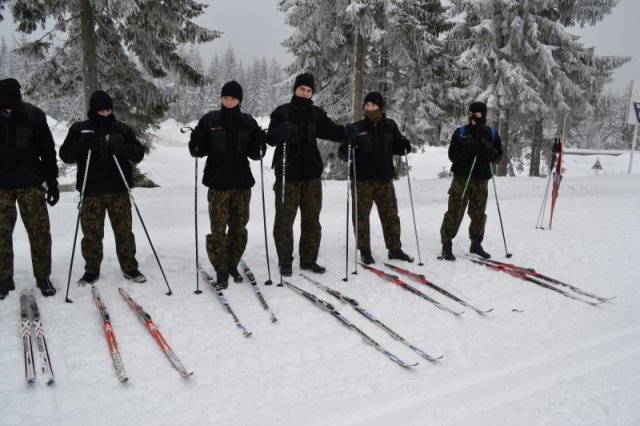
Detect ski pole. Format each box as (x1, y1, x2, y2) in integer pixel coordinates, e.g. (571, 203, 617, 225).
(351, 145, 358, 276)
(535, 138, 558, 229)
(260, 151, 273, 285)
(403, 151, 423, 266)
(278, 141, 287, 287)
(489, 163, 512, 258)
(110, 146, 173, 295)
(64, 146, 93, 303)
(343, 143, 352, 282)
(181, 126, 201, 294)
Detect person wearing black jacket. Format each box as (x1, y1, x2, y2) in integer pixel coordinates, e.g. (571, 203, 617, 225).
(189, 81, 265, 288)
(341, 92, 414, 265)
(0, 78, 59, 298)
(59, 90, 146, 284)
(439, 101, 503, 261)
(267, 73, 345, 276)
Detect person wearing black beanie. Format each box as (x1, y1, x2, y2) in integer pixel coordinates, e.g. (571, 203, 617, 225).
(59, 89, 147, 285)
(0, 78, 59, 298)
(439, 101, 503, 261)
(266, 72, 346, 276)
(339, 92, 413, 265)
(188, 80, 266, 288)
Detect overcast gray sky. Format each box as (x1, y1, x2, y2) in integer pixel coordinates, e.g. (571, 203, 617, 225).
(0, 0, 637, 94)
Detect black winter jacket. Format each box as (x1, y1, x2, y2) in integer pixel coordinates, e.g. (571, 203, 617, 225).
(340, 115, 409, 181)
(0, 102, 58, 189)
(449, 124, 503, 181)
(188, 107, 265, 190)
(267, 96, 345, 181)
(59, 112, 144, 194)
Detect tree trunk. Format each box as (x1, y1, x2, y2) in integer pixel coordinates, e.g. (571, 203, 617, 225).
(351, 29, 364, 122)
(496, 109, 510, 176)
(80, 0, 98, 109)
(529, 118, 544, 176)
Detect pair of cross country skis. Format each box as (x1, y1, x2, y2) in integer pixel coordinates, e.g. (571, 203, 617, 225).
(20, 290, 54, 385)
(92, 286, 193, 382)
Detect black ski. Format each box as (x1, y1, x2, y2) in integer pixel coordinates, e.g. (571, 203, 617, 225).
(361, 264, 465, 316)
(199, 268, 252, 337)
(466, 257, 603, 307)
(240, 260, 277, 323)
(477, 258, 614, 302)
(283, 280, 418, 368)
(301, 274, 442, 361)
(384, 262, 493, 314)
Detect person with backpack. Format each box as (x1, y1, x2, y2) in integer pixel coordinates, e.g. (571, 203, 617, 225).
(340, 91, 414, 265)
(59, 89, 146, 284)
(439, 101, 503, 261)
(0, 78, 59, 299)
(189, 81, 266, 289)
(267, 73, 346, 276)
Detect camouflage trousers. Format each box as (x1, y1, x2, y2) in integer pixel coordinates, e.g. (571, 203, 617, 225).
(352, 180, 402, 251)
(0, 186, 52, 279)
(273, 178, 322, 267)
(440, 176, 488, 243)
(205, 188, 251, 273)
(81, 192, 138, 274)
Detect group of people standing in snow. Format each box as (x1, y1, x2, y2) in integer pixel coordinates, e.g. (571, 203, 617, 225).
(0, 72, 502, 299)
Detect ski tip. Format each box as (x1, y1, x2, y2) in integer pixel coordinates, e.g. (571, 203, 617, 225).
(454, 310, 466, 316)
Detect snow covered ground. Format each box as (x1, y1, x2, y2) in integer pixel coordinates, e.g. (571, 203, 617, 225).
(1, 120, 639, 425)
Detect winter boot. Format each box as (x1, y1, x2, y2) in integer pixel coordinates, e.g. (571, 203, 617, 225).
(0, 276, 15, 300)
(360, 250, 375, 265)
(216, 272, 229, 290)
(229, 267, 243, 283)
(36, 276, 57, 297)
(441, 241, 456, 261)
(470, 241, 491, 259)
(123, 269, 148, 283)
(78, 271, 100, 285)
(388, 248, 414, 263)
(300, 262, 326, 274)
(280, 265, 292, 277)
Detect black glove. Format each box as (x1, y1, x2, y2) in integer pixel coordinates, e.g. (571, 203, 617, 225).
(344, 123, 359, 142)
(477, 137, 497, 161)
(46, 180, 59, 206)
(337, 143, 349, 162)
(107, 133, 125, 144)
(402, 137, 411, 154)
(107, 141, 130, 157)
(271, 121, 291, 142)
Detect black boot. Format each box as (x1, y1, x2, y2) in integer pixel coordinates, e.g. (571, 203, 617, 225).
(388, 248, 414, 263)
(216, 272, 229, 290)
(0, 276, 15, 300)
(78, 271, 100, 285)
(300, 262, 326, 274)
(229, 267, 243, 283)
(360, 250, 375, 265)
(441, 241, 456, 261)
(36, 276, 57, 297)
(123, 269, 147, 283)
(470, 241, 491, 259)
(280, 265, 292, 277)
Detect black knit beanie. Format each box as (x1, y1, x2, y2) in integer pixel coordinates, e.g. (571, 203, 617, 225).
(363, 92, 384, 110)
(0, 78, 22, 109)
(89, 90, 114, 112)
(221, 80, 243, 103)
(469, 101, 487, 116)
(293, 73, 315, 93)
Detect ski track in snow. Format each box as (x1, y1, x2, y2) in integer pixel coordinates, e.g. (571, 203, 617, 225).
(1, 123, 639, 425)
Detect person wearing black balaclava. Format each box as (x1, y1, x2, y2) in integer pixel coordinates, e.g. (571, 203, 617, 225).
(59, 89, 146, 285)
(189, 81, 266, 289)
(339, 91, 414, 265)
(0, 78, 59, 299)
(439, 101, 503, 261)
(267, 73, 346, 277)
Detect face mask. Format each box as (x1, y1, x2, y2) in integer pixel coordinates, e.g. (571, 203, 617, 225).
(468, 112, 486, 127)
